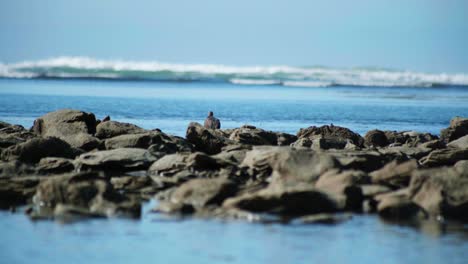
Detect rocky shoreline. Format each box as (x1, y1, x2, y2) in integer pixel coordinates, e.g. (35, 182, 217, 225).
(1, 109, 467, 225)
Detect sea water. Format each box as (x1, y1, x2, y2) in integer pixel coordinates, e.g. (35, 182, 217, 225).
(1, 76, 468, 263)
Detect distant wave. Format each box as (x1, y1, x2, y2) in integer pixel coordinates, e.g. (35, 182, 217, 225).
(1, 56, 468, 88)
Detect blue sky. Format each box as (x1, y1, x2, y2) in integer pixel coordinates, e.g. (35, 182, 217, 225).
(1, 0, 467, 73)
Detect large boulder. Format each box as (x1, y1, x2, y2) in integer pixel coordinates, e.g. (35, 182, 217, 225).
(2, 137, 80, 163)
(440, 117, 468, 143)
(31, 172, 141, 219)
(186, 122, 231, 154)
(297, 125, 364, 147)
(228, 125, 297, 146)
(156, 178, 238, 213)
(95, 121, 146, 139)
(76, 148, 159, 171)
(409, 166, 468, 220)
(32, 109, 100, 150)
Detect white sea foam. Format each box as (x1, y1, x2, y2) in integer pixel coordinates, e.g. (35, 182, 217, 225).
(1, 56, 468, 87)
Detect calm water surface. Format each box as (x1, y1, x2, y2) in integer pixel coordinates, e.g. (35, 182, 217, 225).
(1, 79, 468, 263)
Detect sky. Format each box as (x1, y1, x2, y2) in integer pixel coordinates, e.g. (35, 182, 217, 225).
(1, 0, 467, 73)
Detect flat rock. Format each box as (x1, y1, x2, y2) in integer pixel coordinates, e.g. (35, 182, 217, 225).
(95, 121, 146, 139)
(447, 134, 468, 149)
(77, 148, 159, 171)
(419, 148, 468, 167)
(297, 125, 364, 147)
(36, 157, 75, 175)
(370, 159, 419, 188)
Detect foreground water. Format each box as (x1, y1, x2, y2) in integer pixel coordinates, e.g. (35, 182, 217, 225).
(1, 78, 468, 263)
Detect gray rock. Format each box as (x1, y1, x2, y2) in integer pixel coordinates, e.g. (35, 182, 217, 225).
(36, 157, 75, 175)
(0, 161, 36, 177)
(419, 148, 468, 167)
(447, 135, 468, 149)
(77, 148, 159, 171)
(32, 109, 100, 150)
(440, 116, 468, 143)
(409, 166, 468, 220)
(327, 149, 404, 172)
(377, 194, 427, 221)
(156, 178, 238, 213)
(32, 171, 141, 218)
(369, 160, 419, 188)
(2, 137, 80, 164)
(95, 121, 146, 139)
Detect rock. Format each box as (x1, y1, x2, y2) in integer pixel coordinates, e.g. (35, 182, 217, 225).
(384, 130, 438, 147)
(0, 124, 36, 149)
(214, 145, 251, 164)
(32, 109, 100, 150)
(315, 169, 368, 211)
(36, 157, 75, 175)
(364, 129, 388, 147)
(290, 138, 313, 149)
(148, 152, 239, 180)
(76, 148, 159, 171)
(311, 137, 350, 150)
(155, 178, 238, 213)
(276, 133, 298, 146)
(95, 121, 146, 139)
(0, 176, 40, 209)
(369, 160, 419, 188)
(440, 117, 468, 143)
(294, 213, 352, 225)
(297, 125, 364, 147)
(419, 148, 468, 167)
(447, 135, 468, 149)
(327, 149, 404, 173)
(102, 115, 111, 122)
(359, 184, 392, 197)
(241, 147, 341, 185)
(186, 122, 231, 154)
(110, 176, 158, 197)
(409, 166, 468, 220)
(2, 137, 80, 163)
(223, 186, 340, 217)
(32, 171, 141, 218)
(105, 133, 155, 149)
(228, 125, 278, 145)
(0, 161, 36, 177)
(377, 194, 427, 221)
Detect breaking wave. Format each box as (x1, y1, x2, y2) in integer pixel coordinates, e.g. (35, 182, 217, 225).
(1, 56, 468, 88)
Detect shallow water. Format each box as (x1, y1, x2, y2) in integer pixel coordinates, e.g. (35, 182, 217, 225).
(1, 79, 468, 263)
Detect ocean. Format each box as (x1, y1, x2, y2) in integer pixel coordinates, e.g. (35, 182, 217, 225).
(1, 57, 468, 263)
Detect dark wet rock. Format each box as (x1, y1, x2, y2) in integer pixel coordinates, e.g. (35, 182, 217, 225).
(32, 171, 141, 218)
(297, 125, 364, 147)
(277, 132, 298, 146)
(364, 129, 388, 147)
(384, 130, 438, 147)
(447, 135, 468, 149)
(95, 121, 146, 139)
(0, 124, 36, 149)
(36, 157, 75, 175)
(155, 178, 238, 213)
(76, 148, 159, 172)
(419, 139, 446, 150)
(32, 109, 100, 150)
(294, 213, 352, 225)
(440, 116, 468, 143)
(242, 147, 341, 185)
(223, 185, 340, 216)
(419, 148, 468, 167)
(369, 160, 419, 188)
(52, 204, 105, 222)
(377, 194, 427, 221)
(186, 122, 232, 155)
(0, 160, 36, 177)
(409, 166, 468, 220)
(111, 176, 159, 199)
(102, 115, 111, 122)
(315, 169, 368, 211)
(0, 176, 41, 209)
(0, 121, 11, 129)
(2, 137, 80, 164)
